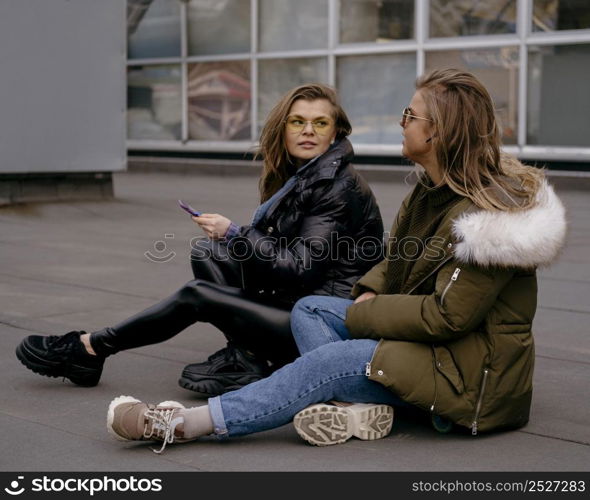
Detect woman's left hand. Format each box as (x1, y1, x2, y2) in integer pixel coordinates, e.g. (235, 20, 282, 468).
(354, 291, 377, 304)
(193, 213, 232, 240)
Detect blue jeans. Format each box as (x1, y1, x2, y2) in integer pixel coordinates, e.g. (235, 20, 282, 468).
(208, 296, 403, 438)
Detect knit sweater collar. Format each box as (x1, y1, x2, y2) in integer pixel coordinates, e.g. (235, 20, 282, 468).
(418, 178, 462, 207)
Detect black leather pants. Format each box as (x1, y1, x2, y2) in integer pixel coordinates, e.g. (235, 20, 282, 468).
(90, 239, 298, 365)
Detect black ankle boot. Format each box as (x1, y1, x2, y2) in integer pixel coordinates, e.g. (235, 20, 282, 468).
(178, 344, 269, 397)
(16, 331, 105, 386)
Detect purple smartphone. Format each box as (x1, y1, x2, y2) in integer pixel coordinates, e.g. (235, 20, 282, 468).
(178, 199, 201, 217)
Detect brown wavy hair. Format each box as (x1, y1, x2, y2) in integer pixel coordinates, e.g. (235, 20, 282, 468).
(416, 69, 544, 211)
(257, 83, 352, 203)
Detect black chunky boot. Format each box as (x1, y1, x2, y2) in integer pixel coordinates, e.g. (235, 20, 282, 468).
(178, 343, 270, 397)
(16, 331, 105, 387)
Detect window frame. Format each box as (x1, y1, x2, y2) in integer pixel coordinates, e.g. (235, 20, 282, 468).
(126, 0, 590, 162)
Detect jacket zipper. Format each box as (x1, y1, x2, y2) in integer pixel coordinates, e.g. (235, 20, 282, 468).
(430, 346, 438, 413)
(365, 340, 382, 376)
(471, 368, 489, 436)
(440, 267, 461, 306)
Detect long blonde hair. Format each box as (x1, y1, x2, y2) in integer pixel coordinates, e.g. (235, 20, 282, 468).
(416, 69, 544, 211)
(257, 83, 352, 203)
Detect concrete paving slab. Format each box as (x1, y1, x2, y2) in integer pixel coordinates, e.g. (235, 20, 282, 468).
(533, 308, 590, 365)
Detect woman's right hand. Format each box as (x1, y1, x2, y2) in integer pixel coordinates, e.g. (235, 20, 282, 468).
(193, 213, 232, 240)
(354, 291, 377, 304)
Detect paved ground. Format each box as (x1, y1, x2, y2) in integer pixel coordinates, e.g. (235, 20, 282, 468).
(1, 168, 589, 472)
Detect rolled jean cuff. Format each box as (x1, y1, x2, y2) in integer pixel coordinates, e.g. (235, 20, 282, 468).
(208, 396, 229, 439)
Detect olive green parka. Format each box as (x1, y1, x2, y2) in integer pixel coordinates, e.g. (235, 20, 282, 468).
(345, 179, 566, 434)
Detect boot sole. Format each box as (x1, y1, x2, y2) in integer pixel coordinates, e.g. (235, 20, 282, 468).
(178, 375, 263, 397)
(15, 341, 100, 387)
(293, 403, 394, 446)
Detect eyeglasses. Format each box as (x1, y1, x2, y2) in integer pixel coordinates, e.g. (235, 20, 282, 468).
(285, 116, 334, 135)
(400, 107, 432, 127)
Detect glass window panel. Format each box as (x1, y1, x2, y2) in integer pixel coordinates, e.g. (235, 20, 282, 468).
(259, 0, 328, 52)
(127, 65, 182, 140)
(533, 0, 590, 32)
(425, 48, 519, 144)
(127, 0, 181, 59)
(187, 0, 250, 55)
(337, 54, 416, 144)
(527, 44, 590, 147)
(340, 0, 414, 43)
(258, 58, 328, 132)
(430, 0, 517, 38)
(188, 61, 251, 140)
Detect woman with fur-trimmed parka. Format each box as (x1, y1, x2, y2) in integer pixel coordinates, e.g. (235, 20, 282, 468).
(106, 69, 566, 452)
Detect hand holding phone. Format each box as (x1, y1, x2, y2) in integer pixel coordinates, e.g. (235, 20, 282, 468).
(178, 199, 201, 217)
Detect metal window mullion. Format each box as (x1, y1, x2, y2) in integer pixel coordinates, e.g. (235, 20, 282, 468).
(334, 41, 419, 56)
(519, 145, 590, 161)
(255, 49, 332, 59)
(185, 53, 251, 63)
(526, 31, 590, 45)
(180, 0, 188, 143)
(422, 34, 521, 50)
(127, 139, 255, 152)
(328, 52, 336, 87)
(517, 0, 531, 149)
(328, 0, 338, 86)
(126, 138, 590, 161)
(126, 57, 182, 66)
(416, 0, 427, 76)
(251, 0, 258, 142)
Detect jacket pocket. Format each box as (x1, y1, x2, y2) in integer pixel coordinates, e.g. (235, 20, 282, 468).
(433, 345, 465, 394)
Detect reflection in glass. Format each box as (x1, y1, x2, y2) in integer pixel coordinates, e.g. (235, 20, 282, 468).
(425, 48, 519, 144)
(127, 65, 182, 140)
(340, 0, 414, 43)
(430, 0, 516, 37)
(188, 0, 251, 55)
(533, 0, 590, 32)
(527, 44, 590, 147)
(258, 58, 328, 131)
(337, 54, 416, 144)
(188, 61, 251, 141)
(127, 0, 181, 59)
(259, 0, 328, 52)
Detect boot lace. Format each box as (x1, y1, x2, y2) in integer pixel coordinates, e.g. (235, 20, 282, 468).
(46, 331, 85, 382)
(143, 407, 183, 454)
(206, 343, 240, 366)
(47, 331, 82, 352)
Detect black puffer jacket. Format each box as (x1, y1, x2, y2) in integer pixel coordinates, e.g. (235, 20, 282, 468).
(229, 139, 384, 304)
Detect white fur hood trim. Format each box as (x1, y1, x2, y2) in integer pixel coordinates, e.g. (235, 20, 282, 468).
(452, 180, 566, 268)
